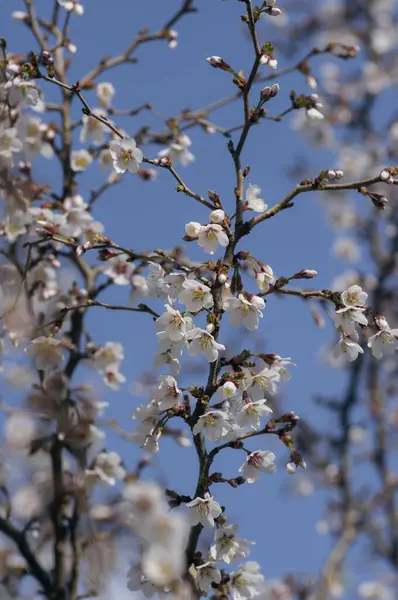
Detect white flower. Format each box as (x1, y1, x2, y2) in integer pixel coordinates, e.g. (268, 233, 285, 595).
(220, 381, 240, 400)
(210, 209, 225, 223)
(98, 147, 113, 171)
(58, 0, 84, 14)
(109, 137, 143, 174)
(333, 333, 364, 362)
(71, 149, 93, 172)
(186, 327, 225, 362)
(223, 294, 265, 331)
(255, 264, 275, 291)
(25, 336, 64, 371)
(236, 398, 272, 430)
(185, 221, 202, 238)
(333, 237, 360, 262)
(103, 367, 126, 391)
(142, 545, 185, 587)
(138, 512, 189, 551)
(96, 82, 115, 108)
(239, 450, 276, 483)
(158, 134, 195, 167)
(210, 524, 254, 564)
(229, 561, 265, 600)
(186, 492, 222, 528)
(358, 581, 393, 600)
(17, 115, 54, 161)
(368, 326, 398, 359)
(155, 304, 187, 342)
(80, 112, 108, 146)
(88, 451, 126, 485)
(193, 410, 230, 441)
(123, 481, 167, 519)
(179, 279, 214, 312)
(334, 308, 368, 335)
(103, 253, 134, 285)
(4, 210, 30, 243)
(6, 77, 42, 109)
(90, 341, 124, 372)
(306, 107, 324, 120)
(196, 562, 222, 593)
(339, 284, 368, 311)
(0, 127, 23, 167)
(245, 184, 267, 212)
(151, 375, 181, 410)
(197, 224, 229, 254)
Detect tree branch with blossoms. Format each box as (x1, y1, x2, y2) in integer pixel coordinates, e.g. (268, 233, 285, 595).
(1, 1, 398, 599)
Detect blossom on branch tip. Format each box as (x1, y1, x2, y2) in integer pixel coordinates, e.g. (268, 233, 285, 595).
(96, 82, 115, 108)
(209, 524, 254, 564)
(209, 209, 225, 223)
(333, 332, 364, 362)
(338, 284, 368, 311)
(109, 137, 143, 174)
(367, 317, 398, 359)
(186, 492, 222, 528)
(255, 264, 275, 291)
(57, 0, 84, 15)
(245, 184, 268, 212)
(155, 304, 188, 342)
(158, 134, 194, 167)
(239, 450, 277, 482)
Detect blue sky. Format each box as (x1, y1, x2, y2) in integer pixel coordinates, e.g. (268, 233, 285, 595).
(2, 0, 374, 595)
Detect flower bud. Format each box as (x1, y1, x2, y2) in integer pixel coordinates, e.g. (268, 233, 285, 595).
(206, 323, 215, 334)
(380, 169, 390, 181)
(291, 269, 318, 280)
(210, 209, 225, 224)
(286, 462, 297, 475)
(206, 56, 231, 71)
(268, 7, 281, 16)
(11, 11, 28, 21)
(327, 169, 337, 180)
(218, 273, 227, 284)
(368, 192, 388, 210)
(335, 170, 344, 179)
(185, 222, 201, 238)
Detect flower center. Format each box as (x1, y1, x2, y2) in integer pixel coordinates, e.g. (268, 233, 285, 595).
(119, 148, 133, 163)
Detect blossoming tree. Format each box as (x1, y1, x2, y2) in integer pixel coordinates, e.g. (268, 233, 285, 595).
(1, 0, 398, 599)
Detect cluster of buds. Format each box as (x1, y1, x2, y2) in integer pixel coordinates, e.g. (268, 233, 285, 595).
(40, 50, 55, 78)
(260, 42, 277, 69)
(315, 169, 344, 186)
(379, 167, 397, 184)
(291, 92, 324, 120)
(260, 83, 279, 105)
(260, 0, 281, 17)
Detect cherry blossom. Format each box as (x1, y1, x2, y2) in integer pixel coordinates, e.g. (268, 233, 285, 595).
(186, 327, 225, 362)
(96, 82, 115, 108)
(223, 293, 265, 331)
(239, 450, 277, 482)
(255, 264, 275, 292)
(178, 279, 214, 312)
(209, 524, 254, 563)
(103, 253, 134, 285)
(57, 0, 84, 15)
(193, 409, 231, 441)
(196, 562, 222, 593)
(80, 112, 108, 145)
(158, 134, 195, 166)
(151, 375, 181, 410)
(245, 184, 267, 212)
(229, 561, 265, 600)
(87, 451, 126, 486)
(186, 492, 222, 527)
(109, 137, 143, 174)
(367, 323, 398, 359)
(70, 149, 93, 172)
(155, 304, 188, 342)
(197, 223, 229, 254)
(25, 336, 64, 371)
(185, 221, 202, 238)
(333, 332, 364, 362)
(0, 127, 23, 168)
